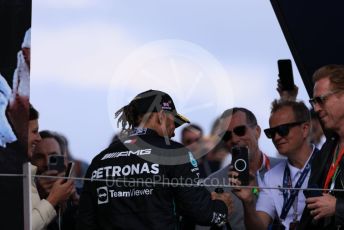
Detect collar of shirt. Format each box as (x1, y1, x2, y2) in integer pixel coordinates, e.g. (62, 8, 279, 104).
(286, 144, 316, 183)
(258, 152, 270, 172)
(256, 152, 270, 186)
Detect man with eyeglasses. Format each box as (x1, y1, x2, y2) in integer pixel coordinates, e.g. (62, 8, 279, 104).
(203, 107, 281, 230)
(298, 64, 344, 230)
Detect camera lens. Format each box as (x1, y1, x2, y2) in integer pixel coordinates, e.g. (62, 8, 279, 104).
(234, 159, 247, 172)
(50, 156, 57, 164)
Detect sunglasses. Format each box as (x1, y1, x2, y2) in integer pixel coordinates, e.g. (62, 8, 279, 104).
(220, 125, 251, 142)
(309, 90, 343, 107)
(264, 121, 305, 139)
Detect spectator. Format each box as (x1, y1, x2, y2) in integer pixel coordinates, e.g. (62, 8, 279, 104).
(181, 124, 220, 178)
(0, 77, 27, 230)
(181, 124, 203, 156)
(7, 28, 30, 144)
(77, 89, 232, 229)
(0, 28, 31, 230)
(58, 134, 89, 190)
(231, 100, 317, 229)
(203, 107, 281, 230)
(299, 64, 344, 229)
(29, 106, 74, 230)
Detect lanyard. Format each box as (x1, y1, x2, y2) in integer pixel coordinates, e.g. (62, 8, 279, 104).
(280, 149, 316, 220)
(324, 145, 344, 190)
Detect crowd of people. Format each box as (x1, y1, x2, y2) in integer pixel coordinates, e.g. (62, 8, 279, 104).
(1, 28, 344, 230)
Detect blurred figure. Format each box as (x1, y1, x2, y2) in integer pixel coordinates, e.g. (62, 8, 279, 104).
(52, 133, 89, 191)
(180, 126, 224, 230)
(181, 124, 203, 155)
(181, 124, 221, 178)
(29, 106, 74, 230)
(6, 28, 30, 145)
(0, 28, 31, 148)
(0, 28, 31, 230)
(0, 76, 27, 230)
(0, 74, 17, 147)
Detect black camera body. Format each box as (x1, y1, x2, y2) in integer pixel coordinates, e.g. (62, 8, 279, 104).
(231, 146, 249, 186)
(48, 155, 66, 173)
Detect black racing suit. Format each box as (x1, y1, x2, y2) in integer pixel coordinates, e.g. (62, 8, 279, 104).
(77, 128, 228, 230)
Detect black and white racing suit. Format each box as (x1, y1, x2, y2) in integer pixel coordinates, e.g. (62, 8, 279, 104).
(77, 128, 228, 230)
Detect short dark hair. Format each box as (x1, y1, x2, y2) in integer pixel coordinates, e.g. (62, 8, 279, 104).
(181, 124, 203, 138)
(270, 99, 310, 123)
(39, 130, 67, 155)
(220, 107, 257, 126)
(313, 64, 344, 91)
(29, 104, 39, 121)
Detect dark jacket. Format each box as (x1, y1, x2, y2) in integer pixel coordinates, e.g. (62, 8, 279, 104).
(0, 141, 27, 230)
(299, 135, 344, 229)
(77, 128, 228, 230)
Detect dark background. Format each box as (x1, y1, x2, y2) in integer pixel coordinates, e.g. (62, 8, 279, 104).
(271, 0, 344, 97)
(0, 0, 32, 86)
(0, 0, 31, 229)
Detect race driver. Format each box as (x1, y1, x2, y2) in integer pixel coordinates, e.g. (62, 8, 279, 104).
(77, 89, 232, 230)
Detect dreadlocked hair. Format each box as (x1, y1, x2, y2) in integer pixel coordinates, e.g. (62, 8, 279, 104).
(115, 102, 141, 133)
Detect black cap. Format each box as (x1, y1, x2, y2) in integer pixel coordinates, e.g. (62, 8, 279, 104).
(130, 89, 190, 128)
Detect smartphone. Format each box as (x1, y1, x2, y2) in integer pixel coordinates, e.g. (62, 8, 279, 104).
(63, 161, 75, 182)
(48, 155, 66, 173)
(278, 59, 295, 91)
(231, 146, 249, 186)
(65, 161, 75, 177)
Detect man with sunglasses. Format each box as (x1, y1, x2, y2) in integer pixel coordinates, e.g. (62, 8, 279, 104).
(298, 65, 344, 230)
(231, 100, 316, 230)
(203, 107, 281, 230)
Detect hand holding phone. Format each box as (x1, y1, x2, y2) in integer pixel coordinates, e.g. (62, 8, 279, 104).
(65, 162, 75, 178)
(231, 146, 249, 186)
(278, 59, 295, 91)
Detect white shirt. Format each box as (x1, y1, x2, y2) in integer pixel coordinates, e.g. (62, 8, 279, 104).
(256, 148, 315, 229)
(31, 165, 57, 230)
(220, 152, 232, 169)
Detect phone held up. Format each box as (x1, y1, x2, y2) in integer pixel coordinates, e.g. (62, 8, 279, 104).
(64, 162, 75, 182)
(231, 146, 249, 186)
(278, 59, 295, 91)
(48, 155, 66, 173)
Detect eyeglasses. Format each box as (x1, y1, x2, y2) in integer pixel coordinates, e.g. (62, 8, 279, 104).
(309, 90, 343, 107)
(220, 124, 254, 142)
(264, 121, 305, 139)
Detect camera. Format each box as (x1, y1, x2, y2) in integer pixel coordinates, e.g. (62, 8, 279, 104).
(48, 155, 66, 173)
(231, 146, 249, 186)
